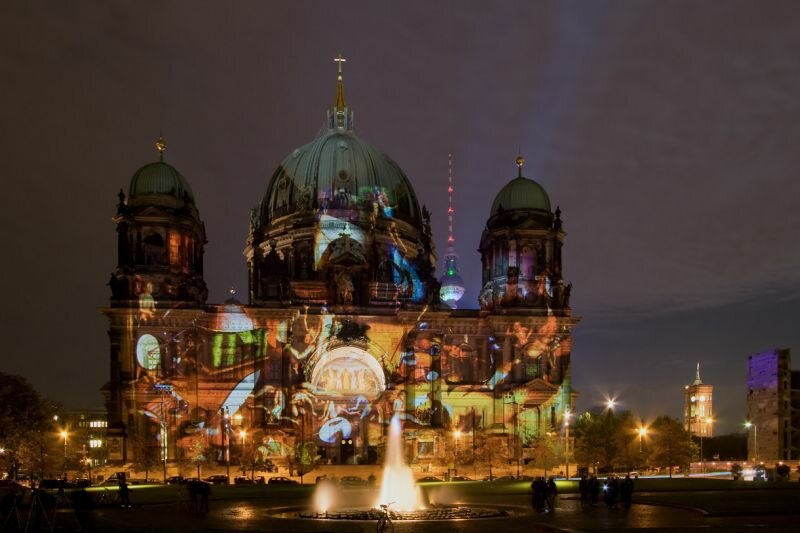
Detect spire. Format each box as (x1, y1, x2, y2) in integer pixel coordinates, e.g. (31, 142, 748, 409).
(334, 53, 347, 108)
(155, 135, 166, 162)
(515, 154, 525, 178)
(328, 53, 353, 130)
(693, 362, 703, 385)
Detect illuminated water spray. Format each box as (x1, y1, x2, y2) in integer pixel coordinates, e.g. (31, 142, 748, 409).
(376, 414, 425, 511)
(439, 153, 465, 308)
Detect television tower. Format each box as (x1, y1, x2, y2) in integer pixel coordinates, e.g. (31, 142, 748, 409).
(439, 153, 465, 308)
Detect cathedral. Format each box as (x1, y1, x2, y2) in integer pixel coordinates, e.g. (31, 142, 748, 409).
(101, 61, 579, 470)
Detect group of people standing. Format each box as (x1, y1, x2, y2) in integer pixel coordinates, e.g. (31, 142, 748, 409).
(578, 474, 634, 509)
(530, 477, 558, 513)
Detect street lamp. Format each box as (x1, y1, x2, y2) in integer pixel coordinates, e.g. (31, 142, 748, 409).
(60, 430, 68, 458)
(563, 409, 572, 479)
(744, 421, 757, 462)
(604, 397, 617, 411)
(454, 430, 462, 477)
(239, 429, 247, 475)
(637, 426, 647, 453)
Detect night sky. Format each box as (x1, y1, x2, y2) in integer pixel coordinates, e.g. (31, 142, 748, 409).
(2, 1, 799, 434)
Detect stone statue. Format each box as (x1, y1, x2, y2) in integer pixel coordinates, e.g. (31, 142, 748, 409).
(562, 282, 572, 308)
(335, 270, 355, 304)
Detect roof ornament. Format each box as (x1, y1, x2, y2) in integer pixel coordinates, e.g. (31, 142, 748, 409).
(515, 154, 525, 178)
(694, 362, 703, 385)
(328, 53, 353, 130)
(334, 53, 347, 107)
(155, 135, 166, 162)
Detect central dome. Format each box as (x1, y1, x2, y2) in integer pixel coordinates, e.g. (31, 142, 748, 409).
(259, 130, 421, 226)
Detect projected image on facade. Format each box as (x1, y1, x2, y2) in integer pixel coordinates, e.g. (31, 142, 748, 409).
(103, 61, 578, 470)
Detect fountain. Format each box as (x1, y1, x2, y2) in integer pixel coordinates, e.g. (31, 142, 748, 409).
(286, 413, 517, 522)
(375, 414, 425, 511)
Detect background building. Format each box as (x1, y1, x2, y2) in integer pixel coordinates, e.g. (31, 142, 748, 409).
(101, 63, 579, 471)
(685, 363, 713, 437)
(746, 349, 799, 461)
(56, 409, 108, 474)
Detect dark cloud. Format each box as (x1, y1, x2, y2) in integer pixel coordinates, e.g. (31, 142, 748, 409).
(1, 1, 799, 432)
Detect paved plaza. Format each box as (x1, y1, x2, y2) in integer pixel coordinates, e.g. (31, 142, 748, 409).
(59, 484, 799, 532)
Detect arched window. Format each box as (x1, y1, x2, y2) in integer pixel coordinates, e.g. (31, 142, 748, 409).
(519, 247, 534, 279)
(143, 230, 165, 265)
(169, 232, 181, 266)
(136, 334, 161, 371)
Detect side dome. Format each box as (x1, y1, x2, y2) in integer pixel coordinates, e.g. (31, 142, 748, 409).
(129, 161, 195, 204)
(258, 130, 420, 226)
(490, 176, 550, 216)
(490, 176, 551, 216)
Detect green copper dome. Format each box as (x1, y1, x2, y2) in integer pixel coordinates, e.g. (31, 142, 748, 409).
(259, 130, 421, 225)
(128, 160, 195, 203)
(490, 176, 551, 216)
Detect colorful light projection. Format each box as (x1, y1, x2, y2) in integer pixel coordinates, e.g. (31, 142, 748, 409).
(314, 214, 365, 269)
(136, 334, 161, 370)
(309, 345, 385, 396)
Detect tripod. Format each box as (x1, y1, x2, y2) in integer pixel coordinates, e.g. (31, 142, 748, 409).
(24, 489, 56, 533)
(0, 491, 25, 531)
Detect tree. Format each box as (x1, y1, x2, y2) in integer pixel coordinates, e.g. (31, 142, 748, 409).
(186, 438, 210, 478)
(649, 416, 692, 478)
(611, 412, 645, 472)
(0, 372, 56, 480)
(573, 410, 615, 473)
(530, 435, 561, 476)
(130, 433, 161, 481)
(294, 441, 320, 482)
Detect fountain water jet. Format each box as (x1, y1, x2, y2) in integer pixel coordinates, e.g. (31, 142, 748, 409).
(376, 413, 425, 511)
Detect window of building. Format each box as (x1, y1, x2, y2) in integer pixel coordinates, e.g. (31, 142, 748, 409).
(136, 334, 161, 370)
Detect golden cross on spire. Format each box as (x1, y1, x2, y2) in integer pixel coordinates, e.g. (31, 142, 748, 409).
(155, 135, 166, 161)
(334, 53, 346, 75)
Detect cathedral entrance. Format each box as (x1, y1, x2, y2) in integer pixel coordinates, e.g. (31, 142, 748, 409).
(308, 345, 386, 464)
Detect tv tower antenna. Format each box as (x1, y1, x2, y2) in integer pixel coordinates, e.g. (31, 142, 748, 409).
(439, 153, 465, 309)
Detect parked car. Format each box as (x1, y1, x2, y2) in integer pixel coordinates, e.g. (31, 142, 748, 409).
(166, 476, 184, 485)
(451, 476, 473, 482)
(417, 476, 442, 483)
(253, 476, 266, 485)
(234, 476, 255, 485)
(268, 476, 298, 485)
(494, 475, 517, 482)
(203, 475, 229, 485)
(339, 476, 367, 487)
(517, 475, 534, 481)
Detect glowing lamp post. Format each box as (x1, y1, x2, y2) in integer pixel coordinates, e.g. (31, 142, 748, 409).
(637, 426, 647, 453)
(239, 429, 248, 477)
(637, 425, 648, 471)
(60, 430, 68, 458)
(744, 421, 757, 462)
(564, 409, 571, 479)
(605, 397, 617, 411)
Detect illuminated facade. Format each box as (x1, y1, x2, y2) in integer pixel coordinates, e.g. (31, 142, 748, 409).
(684, 363, 713, 437)
(102, 61, 579, 469)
